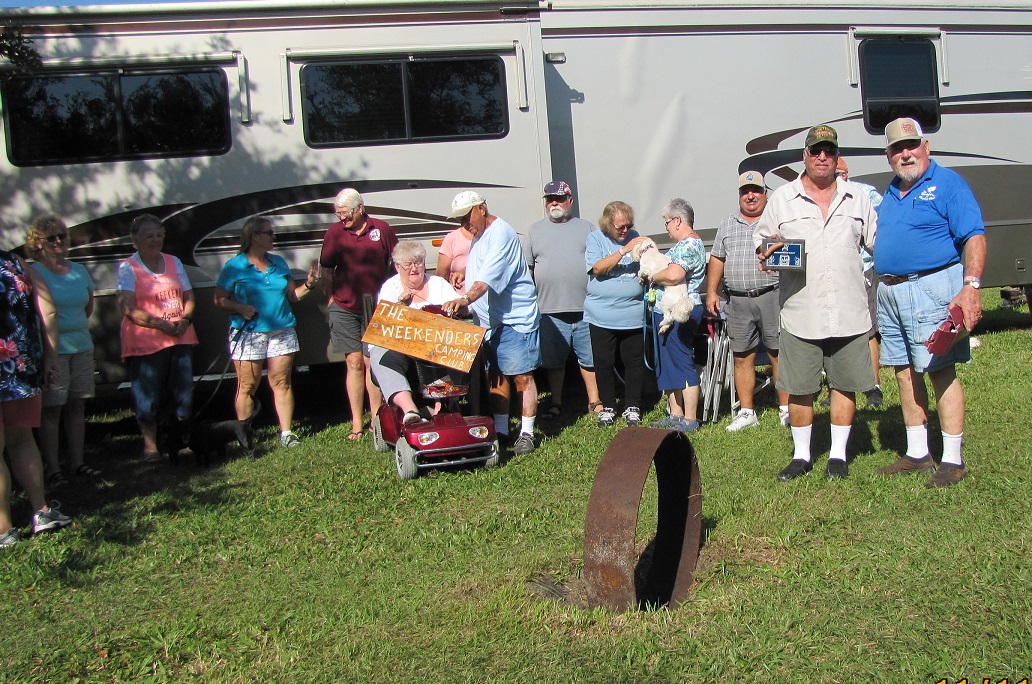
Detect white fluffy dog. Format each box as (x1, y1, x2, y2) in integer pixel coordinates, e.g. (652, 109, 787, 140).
(631, 237, 693, 334)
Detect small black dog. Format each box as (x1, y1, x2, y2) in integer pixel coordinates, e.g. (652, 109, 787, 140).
(188, 399, 262, 466)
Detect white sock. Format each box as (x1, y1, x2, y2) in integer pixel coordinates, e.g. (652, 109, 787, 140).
(281, 430, 293, 437)
(829, 424, 851, 461)
(521, 416, 536, 435)
(941, 431, 964, 466)
(779, 405, 789, 414)
(738, 408, 756, 417)
(905, 424, 929, 459)
(791, 424, 812, 462)
(494, 415, 509, 436)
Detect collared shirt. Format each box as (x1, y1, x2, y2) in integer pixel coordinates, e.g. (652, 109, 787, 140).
(466, 217, 540, 334)
(319, 216, 398, 314)
(874, 159, 985, 276)
(752, 176, 877, 340)
(711, 212, 779, 291)
(847, 180, 883, 272)
(216, 252, 298, 332)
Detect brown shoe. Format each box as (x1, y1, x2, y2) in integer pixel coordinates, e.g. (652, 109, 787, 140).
(876, 454, 935, 476)
(925, 463, 968, 488)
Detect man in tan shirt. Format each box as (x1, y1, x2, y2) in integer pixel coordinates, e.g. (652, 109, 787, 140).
(753, 124, 877, 481)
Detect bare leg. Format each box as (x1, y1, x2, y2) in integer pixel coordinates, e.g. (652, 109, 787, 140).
(546, 366, 565, 409)
(682, 384, 701, 422)
(514, 372, 538, 418)
(788, 393, 815, 428)
(64, 398, 87, 470)
(733, 351, 758, 410)
(390, 390, 420, 416)
(828, 389, 857, 427)
(894, 365, 930, 427)
(234, 359, 264, 421)
(929, 365, 964, 435)
(869, 337, 880, 384)
(364, 358, 382, 425)
(0, 429, 11, 531)
(580, 367, 601, 411)
(139, 420, 159, 454)
(769, 351, 790, 407)
(39, 405, 63, 476)
(266, 354, 296, 433)
(5, 427, 47, 512)
(345, 351, 367, 433)
(488, 370, 512, 418)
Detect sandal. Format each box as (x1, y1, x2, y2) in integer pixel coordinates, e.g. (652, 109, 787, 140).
(588, 401, 604, 414)
(541, 404, 562, 420)
(346, 431, 365, 441)
(46, 471, 69, 489)
(74, 464, 103, 478)
(402, 411, 426, 426)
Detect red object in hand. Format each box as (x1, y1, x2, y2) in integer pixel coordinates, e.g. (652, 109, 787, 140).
(924, 304, 967, 356)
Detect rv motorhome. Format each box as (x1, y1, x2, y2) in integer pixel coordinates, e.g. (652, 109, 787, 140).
(2, 0, 1030, 385)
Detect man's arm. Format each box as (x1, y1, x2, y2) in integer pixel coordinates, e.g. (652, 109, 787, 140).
(953, 234, 986, 331)
(705, 256, 725, 316)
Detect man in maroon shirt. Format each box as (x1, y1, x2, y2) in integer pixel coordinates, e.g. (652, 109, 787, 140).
(320, 188, 399, 440)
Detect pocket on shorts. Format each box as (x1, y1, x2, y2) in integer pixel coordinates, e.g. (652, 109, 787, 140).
(915, 269, 959, 309)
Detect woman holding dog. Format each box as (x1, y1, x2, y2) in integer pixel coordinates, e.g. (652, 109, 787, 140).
(26, 213, 100, 487)
(214, 217, 319, 449)
(647, 198, 707, 432)
(116, 214, 198, 463)
(584, 201, 651, 428)
(370, 240, 456, 425)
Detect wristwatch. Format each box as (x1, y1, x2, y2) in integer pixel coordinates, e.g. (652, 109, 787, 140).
(461, 293, 472, 303)
(964, 276, 981, 289)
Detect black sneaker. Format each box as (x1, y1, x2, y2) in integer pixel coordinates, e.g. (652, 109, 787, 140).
(865, 385, 884, 408)
(825, 459, 848, 480)
(777, 458, 813, 482)
(511, 432, 536, 455)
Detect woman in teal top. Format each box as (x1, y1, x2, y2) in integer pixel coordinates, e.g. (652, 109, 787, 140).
(27, 213, 100, 487)
(214, 217, 319, 448)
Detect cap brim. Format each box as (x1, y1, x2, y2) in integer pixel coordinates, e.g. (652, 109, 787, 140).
(447, 205, 473, 219)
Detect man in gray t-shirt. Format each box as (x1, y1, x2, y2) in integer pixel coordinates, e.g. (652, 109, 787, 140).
(525, 180, 601, 418)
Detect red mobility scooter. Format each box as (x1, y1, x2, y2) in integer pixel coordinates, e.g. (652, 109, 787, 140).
(370, 308, 500, 480)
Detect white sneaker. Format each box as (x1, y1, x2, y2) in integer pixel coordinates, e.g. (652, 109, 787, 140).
(779, 408, 791, 428)
(726, 410, 759, 432)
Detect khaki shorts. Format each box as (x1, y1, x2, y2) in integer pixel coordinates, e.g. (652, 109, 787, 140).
(776, 329, 873, 396)
(42, 350, 96, 408)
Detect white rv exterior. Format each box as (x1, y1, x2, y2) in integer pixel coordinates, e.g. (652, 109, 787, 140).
(1, 0, 1030, 384)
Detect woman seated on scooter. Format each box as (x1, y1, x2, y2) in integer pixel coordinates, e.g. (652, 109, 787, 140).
(369, 240, 457, 426)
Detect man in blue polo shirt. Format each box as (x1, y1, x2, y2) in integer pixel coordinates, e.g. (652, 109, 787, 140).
(874, 117, 987, 487)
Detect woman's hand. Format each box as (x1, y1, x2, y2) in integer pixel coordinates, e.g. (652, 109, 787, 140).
(172, 318, 192, 338)
(305, 260, 319, 289)
(622, 236, 649, 256)
(449, 269, 465, 290)
(398, 291, 415, 306)
(238, 304, 258, 321)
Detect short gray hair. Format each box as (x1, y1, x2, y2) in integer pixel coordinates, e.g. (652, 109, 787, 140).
(662, 198, 695, 228)
(392, 239, 426, 265)
(335, 188, 363, 211)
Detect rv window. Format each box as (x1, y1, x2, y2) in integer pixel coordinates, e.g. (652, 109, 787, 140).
(1, 68, 231, 166)
(859, 38, 940, 134)
(301, 57, 507, 147)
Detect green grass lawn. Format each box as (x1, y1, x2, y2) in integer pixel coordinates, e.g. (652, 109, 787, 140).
(2, 291, 1030, 683)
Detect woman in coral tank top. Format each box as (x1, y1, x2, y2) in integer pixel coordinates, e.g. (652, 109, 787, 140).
(116, 214, 198, 463)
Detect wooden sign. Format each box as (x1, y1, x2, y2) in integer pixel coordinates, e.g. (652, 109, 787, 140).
(361, 301, 485, 373)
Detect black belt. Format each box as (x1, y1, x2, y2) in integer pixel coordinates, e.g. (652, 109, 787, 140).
(727, 284, 778, 298)
(880, 262, 956, 286)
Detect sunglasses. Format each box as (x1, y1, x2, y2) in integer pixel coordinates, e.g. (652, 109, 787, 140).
(615, 223, 634, 231)
(45, 233, 68, 244)
(807, 144, 838, 158)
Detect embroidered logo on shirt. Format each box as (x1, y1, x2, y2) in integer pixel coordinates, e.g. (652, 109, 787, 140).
(918, 186, 937, 201)
(369, 228, 381, 241)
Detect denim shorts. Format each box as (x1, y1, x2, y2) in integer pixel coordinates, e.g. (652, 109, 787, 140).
(539, 312, 594, 369)
(877, 262, 969, 374)
(230, 327, 300, 361)
(486, 325, 541, 376)
(126, 344, 194, 423)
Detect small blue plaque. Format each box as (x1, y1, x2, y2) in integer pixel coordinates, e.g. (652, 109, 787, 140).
(764, 240, 805, 271)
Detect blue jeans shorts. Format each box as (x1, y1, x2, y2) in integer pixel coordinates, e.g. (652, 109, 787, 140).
(539, 312, 594, 369)
(486, 325, 541, 377)
(877, 262, 970, 374)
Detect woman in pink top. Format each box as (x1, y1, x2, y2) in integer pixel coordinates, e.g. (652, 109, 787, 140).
(116, 214, 198, 463)
(435, 225, 473, 294)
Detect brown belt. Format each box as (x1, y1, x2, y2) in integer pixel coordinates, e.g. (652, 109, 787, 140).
(879, 262, 956, 286)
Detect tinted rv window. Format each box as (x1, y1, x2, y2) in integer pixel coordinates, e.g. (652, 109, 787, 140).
(859, 38, 940, 134)
(301, 57, 507, 147)
(1, 68, 231, 166)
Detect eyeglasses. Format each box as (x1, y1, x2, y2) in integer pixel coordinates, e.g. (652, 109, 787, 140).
(335, 209, 355, 219)
(544, 195, 569, 204)
(396, 261, 425, 271)
(663, 217, 677, 226)
(45, 233, 68, 244)
(614, 223, 634, 231)
(807, 144, 838, 158)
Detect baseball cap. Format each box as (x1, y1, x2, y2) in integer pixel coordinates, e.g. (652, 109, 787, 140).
(884, 117, 924, 147)
(543, 180, 572, 197)
(804, 124, 839, 149)
(447, 191, 486, 219)
(738, 171, 765, 190)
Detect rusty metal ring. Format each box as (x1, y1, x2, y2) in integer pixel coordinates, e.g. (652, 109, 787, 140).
(582, 427, 702, 612)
